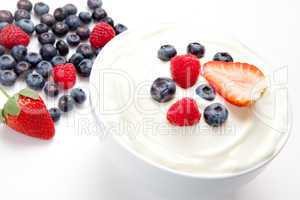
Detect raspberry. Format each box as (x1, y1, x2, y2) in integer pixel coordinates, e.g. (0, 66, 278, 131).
(0, 24, 30, 49)
(52, 63, 77, 89)
(170, 54, 201, 89)
(90, 22, 115, 48)
(167, 98, 201, 126)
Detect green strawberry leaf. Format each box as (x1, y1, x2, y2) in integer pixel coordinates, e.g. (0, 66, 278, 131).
(0, 109, 4, 123)
(3, 95, 21, 117)
(18, 88, 39, 100)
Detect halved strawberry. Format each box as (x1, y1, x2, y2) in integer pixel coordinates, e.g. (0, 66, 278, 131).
(203, 61, 267, 107)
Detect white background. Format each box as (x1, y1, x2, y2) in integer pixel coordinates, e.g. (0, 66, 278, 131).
(0, 0, 299, 199)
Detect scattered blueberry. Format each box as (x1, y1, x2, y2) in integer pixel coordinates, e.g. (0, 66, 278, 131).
(79, 12, 92, 24)
(0, 70, 17, 86)
(25, 52, 42, 67)
(63, 4, 77, 16)
(56, 40, 69, 56)
(36, 60, 53, 78)
(48, 107, 61, 122)
(0, 22, 8, 30)
(92, 8, 107, 21)
(17, 0, 33, 12)
(15, 19, 35, 34)
(53, 7, 66, 21)
(204, 103, 229, 127)
(0, 10, 13, 23)
(34, 2, 49, 16)
(14, 61, 31, 76)
(71, 88, 86, 104)
(40, 44, 58, 61)
(195, 84, 216, 101)
(88, 0, 103, 10)
(150, 77, 176, 103)
(44, 81, 59, 97)
(66, 33, 80, 46)
(52, 21, 69, 37)
(38, 32, 56, 45)
(58, 95, 75, 112)
(14, 9, 31, 21)
(213, 52, 233, 62)
(11, 45, 27, 62)
(158, 45, 177, 61)
(77, 59, 93, 77)
(94, 48, 102, 56)
(25, 71, 45, 90)
(76, 26, 90, 40)
(0, 55, 16, 70)
(187, 42, 205, 58)
(41, 13, 56, 27)
(0, 45, 5, 56)
(51, 56, 66, 65)
(76, 44, 93, 58)
(65, 15, 81, 31)
(35, 23, 49, 34)
(69, 53, 84, 67)
(114, 23, 127, 35)
(101, 17, 114, 27)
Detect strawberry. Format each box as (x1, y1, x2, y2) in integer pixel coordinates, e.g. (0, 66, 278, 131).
(167, 97, 201, 126)
(90, 22, 116, 49)
(203, 61, 267, 107)
(0, 24, 30, 49)
(0, 88, 55, 140)
(52, 63, 77, 89)
(170, 54, 201, 89)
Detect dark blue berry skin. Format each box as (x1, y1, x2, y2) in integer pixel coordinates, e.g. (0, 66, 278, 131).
(52, 22, 69, 37)
(51, 56, 66, 65)
(48, 107, 61, 122)
(15, 19, 34, 34)
(36, 60, 53, 78)
(63, 4, 77, 16)
(79, 12, 92, 24)
(69, 53, 84, 67)
(0, 10, 13, 23)
(17, 0, 33, 12)
(150, 77, 176, 103)
(56, 40, 69, 56)
(65, 15, 81, 31)
(0, 55, 16, 70)
(76, 26, 90, 40)
(76, 44, 93, 59)
(35, 23, 49, 35)
(0, 70, 17, 86)
(25, 52, 42, 67)
(11, 45, 27, 62)
(71, 88, 86, 104)
(25, 71, 45, 90)
(114, 24, 127, 35)
(158, 45, 177, 61)
(14, 9, 31, 21)
(34, 2, 49, 16)
(101, 17, 114, 27)
(14, 61, 31, 76)
(213, 52, 233, 62)
(195, 84, 216, 101)
(38, 32, 56, 45)
(88, 0, 103, 10)
(92, 8, 107, 21)
(44, 82, 59, 97)
(0, 45, 5, 56)
(77, 59, 93, 77)
(94, 48, 102, 56)
(53, 8, 66, 21)
(58, 95, 75, 112)
(187, 42, 205, 58)
(40, 44, 58, 61)
(0, 22, 8, 30)
(204, 103, 229, 127)
(40, 14, 56, 27)
(66, 33, 80, 47)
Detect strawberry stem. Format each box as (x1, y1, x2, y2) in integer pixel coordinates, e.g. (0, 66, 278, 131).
(0, 86, 10, 99)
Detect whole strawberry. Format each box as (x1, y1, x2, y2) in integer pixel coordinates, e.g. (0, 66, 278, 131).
(0, 88, 55, 140)
(52, 63, 77, 89)
(90, 22, 115, 49)
(0, 24, 30, 49)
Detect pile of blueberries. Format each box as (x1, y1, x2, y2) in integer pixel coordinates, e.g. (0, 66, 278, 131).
(0, 0, 127, 123)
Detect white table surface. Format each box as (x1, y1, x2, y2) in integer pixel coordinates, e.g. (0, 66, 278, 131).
(0, 0, 299, 199)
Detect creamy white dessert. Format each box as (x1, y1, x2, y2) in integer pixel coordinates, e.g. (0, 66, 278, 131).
(91, 24, 289, 176)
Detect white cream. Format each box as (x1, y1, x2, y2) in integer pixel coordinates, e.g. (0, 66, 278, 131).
(91, 24, 289, 176)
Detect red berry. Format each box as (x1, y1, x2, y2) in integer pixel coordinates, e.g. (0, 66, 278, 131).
(90, 22, 115, 48)
(52, 63, 77, 89)
(167, 98, 201, 126)
(170, 54, 201, 89)
(0, 24, 30, 49)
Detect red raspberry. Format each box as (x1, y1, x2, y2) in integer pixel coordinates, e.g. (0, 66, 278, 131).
(0, 24, 30, 49)
(170, 54, 201, 89)
(52, 63, 77, 89)
(167, 98, 201, 126)
(90, 22, 115, 48)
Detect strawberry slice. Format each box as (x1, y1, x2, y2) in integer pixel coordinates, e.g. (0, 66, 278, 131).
(203, 61, 267, 107)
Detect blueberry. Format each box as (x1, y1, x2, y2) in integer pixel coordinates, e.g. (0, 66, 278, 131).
(77, 59, 93, 77)
(76, 44, 93, 58)
(79, 12, 92, 24)
(14, 9, 31, 21)
(0, 55, 16, 70)
(17, 0, 33, 12)
(53, 8, 66, 21)
(58, 95, 75, 112)
(41, 14, 56, 27)
(0, 22, 8, 30)
(25, 52, 42, 67)
(114, 23, 127, 35)
(0, 10, 13, 23)
(40, 44, 58, 61)
(195, 84, 216, 101)
(0, 45, 5, 56)
(76, 26, 90, 40)
(11, 45, 27, 61)
(0, 70, 17, 86)
(88, 0, 103, 10)
(69, 53, 84, 67)
(101, 17, 114, 27)
(36, 60, 52, 77)
(35, 23, 49, 34)
(94, 48, 102, 56)
(52, 21, 69, 37)
(38, 32, 56, 45)
(71, 88, 86, 104)
(15, 19, 34, 34)
(150, 77, 176, 103)
(63, 4, 77, 16)
(14, 61, 31, 76)
(158, 45, 177, 61)
(204, 103, 229, 127)
(66, 33, 80, 47)
(56, 40, 69, 56)
(213, 52, 233, 62)
(65, 15, 81, 31)
(44, 82, 59, 97)
(25, 71, 45, 90)
(92, 8, 107, 21)
(48, 107, 61, 122)
(51, 56, 66, 65)
(187, 42, 205, 58)
(34, 2, 49, 16)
